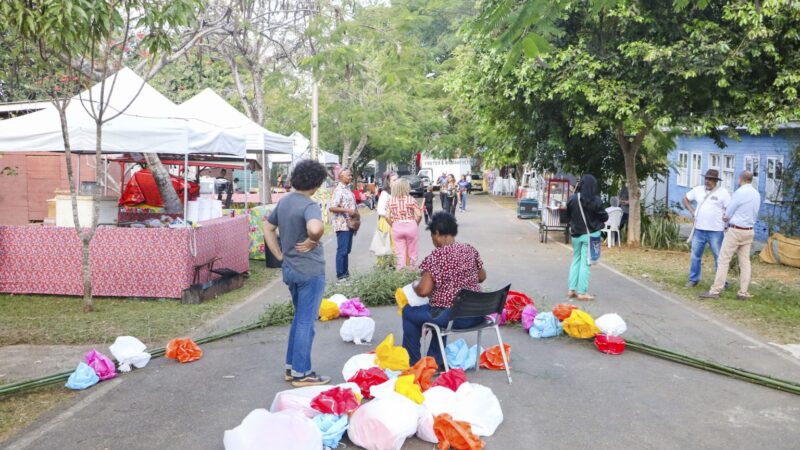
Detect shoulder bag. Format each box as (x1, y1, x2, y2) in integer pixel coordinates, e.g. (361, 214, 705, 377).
(577, 193, 602, 265)
(685, 186, 719, 244)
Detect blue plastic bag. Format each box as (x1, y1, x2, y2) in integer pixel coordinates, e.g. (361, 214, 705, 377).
(529, 312, 563, 339)
(445, 339, 478, 370)
(313, 413, 348, 449)
(384, 368, 402, 379)
(65, 362, 100, 390)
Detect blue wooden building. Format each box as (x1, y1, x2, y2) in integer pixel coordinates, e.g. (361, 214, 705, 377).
(666, 128, 798, 241)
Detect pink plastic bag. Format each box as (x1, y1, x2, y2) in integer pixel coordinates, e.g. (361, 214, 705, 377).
(84, 349, 116, 381)
(521, 304, 538, 331)
(310, 386, 360, 415)
(339, 298, 371, 317)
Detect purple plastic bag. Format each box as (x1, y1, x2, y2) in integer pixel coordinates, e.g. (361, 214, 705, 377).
(85, 349, 117, 381)
(339, 298, 371, 317)
(486, 310, 508, 327)
(521, 304, 538, 331)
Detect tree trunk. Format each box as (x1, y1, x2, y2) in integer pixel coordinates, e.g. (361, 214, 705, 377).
(144, 153, 184, 213)
(615, 124, 649, 247)
(341, 139, 352, 169)
(348, 134, 369, 169)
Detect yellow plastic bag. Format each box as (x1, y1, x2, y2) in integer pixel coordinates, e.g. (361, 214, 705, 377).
(395, 288, 408, 316)
(395, 374, 424, 404)
(374, 334, 410, 371)
(563, 309, 600, 339)
(319, 299, 340, 322)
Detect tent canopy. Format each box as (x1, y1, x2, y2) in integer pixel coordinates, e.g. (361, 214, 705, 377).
(178, 88, 293, 155)
(0, 68, 245, 156)
(278, 131, 340, 165)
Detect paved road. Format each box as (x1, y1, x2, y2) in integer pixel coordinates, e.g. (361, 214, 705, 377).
(6, 196, 800, 449)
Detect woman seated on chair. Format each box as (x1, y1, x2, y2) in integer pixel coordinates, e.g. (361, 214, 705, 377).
(402, 212, 487, 367)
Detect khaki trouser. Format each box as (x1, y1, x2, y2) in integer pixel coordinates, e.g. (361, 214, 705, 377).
(710, 227, 755, 295)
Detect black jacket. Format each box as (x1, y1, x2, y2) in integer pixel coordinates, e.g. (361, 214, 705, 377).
(567, 175, 609, 236)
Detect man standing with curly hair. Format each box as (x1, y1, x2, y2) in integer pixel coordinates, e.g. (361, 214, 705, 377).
(264, 159, 331, 387)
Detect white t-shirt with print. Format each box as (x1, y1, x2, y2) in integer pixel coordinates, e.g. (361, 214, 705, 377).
(686, 185, 730, 231)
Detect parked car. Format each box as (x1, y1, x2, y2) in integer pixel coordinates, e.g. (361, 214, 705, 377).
(401, 174, 425, 197)
(470, 173, 483, 192)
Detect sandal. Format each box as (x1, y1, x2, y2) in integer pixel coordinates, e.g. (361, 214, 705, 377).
(577, 294, 595, 301)
(567, 290, 577, 298)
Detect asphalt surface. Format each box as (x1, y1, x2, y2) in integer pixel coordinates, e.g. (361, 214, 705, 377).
(5, 195, 800, 450)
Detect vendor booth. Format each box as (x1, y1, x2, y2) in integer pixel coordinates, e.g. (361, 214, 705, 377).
(0, 68, 251, 299)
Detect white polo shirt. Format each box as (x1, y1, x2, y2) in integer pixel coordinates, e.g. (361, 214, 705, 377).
(686, 185, 730, 231)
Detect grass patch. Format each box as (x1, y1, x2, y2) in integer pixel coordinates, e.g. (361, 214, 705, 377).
(604, 247, 800, 343)
(0, 264, 278, 347)
(0, 383, 75, 444)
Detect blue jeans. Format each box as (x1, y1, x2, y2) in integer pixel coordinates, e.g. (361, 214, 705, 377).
(402, 304, 484, 367)
(282, 265, 326, 377)
(689, 229, 724, 283)
(336, 230, 353, 279)
(460, 192, 467, 210)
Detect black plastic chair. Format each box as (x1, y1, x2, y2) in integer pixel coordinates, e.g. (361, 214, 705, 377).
(421, 284, 512, 383)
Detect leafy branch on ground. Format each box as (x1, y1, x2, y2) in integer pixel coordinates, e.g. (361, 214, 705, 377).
(326, 268, 419, 307)
(260, 301, 295, 327)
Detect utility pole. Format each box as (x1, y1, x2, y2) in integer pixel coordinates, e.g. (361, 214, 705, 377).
(311, 80, 319, 161)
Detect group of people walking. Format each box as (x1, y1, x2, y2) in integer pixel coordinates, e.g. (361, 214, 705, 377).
(435, 172, 472, 215)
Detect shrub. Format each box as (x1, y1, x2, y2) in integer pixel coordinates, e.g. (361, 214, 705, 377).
(326, 268, 419, 307)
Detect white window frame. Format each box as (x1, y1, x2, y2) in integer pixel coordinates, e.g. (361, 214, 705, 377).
(677, 151, 688, 187)
(765, 155, 784, 203)
(709, 153, 720, 171)
(690, 152, 703, 187)
(744, 154, 760, 190)
(722, 154, 735, 192)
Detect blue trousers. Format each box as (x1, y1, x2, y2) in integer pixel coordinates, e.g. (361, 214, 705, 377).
(282, 265, 326, 376)
(689, 229, 724, 283)
(460, 192, 467, 210)
(402, 304, 483, 367)
(336, 230, 354, 279)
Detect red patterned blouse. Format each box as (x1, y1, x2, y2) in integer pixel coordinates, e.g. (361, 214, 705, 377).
(387, 195, 421, 222)
(419, 242, 484, 308)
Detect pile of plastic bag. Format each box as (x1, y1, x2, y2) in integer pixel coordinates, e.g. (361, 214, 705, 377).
(226, 333, 505, 450)
(523, 303, 629, 354)
(502, 291, 534, 323)
(320, 294, 376, 345)
(65, 336, 154, 390)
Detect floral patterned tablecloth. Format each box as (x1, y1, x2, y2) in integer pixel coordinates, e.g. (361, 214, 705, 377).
(222, 205, 275, 260)
(0, 216, 249, 299)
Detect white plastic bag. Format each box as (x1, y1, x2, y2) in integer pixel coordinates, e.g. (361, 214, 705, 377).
(416, 406, 439, 444)
(595, 313, 627, 336)
(328, 294, 349, 306)
(369, 378, 398, 400)
(340, 317, 376, 345)
(223, 408, 322, 450)
(348, 393, 420, 450)
(402, 283, 429, 307)
(421, 386, 457, 417)
(452, 382, 503, 437)
(269, 385, 331, 418)
(342, 353, 379, 382)
(109, 336, 151, 372)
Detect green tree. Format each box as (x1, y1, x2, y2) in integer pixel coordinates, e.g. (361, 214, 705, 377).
(1, 0, 203, 311)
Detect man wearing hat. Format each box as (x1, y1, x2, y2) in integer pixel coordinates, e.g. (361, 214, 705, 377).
(682, 169, 731, 287)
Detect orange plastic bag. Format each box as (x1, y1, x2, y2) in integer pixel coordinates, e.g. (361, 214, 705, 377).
(479, 344, 511, 370)
(374, 334, 410, 371)
(165, 338, 203, 363)
(552, 303, 578, 321)
(433, 413, 485, 450)
(401, 356, 438, 391)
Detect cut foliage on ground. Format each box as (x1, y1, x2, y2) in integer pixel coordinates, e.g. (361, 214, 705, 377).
(0, 265, 278, 347)
(604, 248, 800, 343)
(326, 268, 419, 307)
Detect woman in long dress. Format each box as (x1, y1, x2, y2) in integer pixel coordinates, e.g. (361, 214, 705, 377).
(375, 172, 398, 267)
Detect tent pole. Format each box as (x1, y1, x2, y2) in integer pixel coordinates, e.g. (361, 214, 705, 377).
(104, 158, 108, 196)
(244, 155, 248, 208)
(76, 155, 81, 194)
(261, 148, 266, 204)
(183, 153, 189, 226)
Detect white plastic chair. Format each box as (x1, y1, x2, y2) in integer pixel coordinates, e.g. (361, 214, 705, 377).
(604, 207, 623, 248)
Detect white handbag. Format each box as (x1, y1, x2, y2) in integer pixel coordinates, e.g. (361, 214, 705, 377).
(369, 229, 393, 256)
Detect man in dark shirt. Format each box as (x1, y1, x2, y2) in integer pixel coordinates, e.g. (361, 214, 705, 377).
(423, 186, 434, 224)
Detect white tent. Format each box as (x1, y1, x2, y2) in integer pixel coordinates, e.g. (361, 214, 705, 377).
(177, 88, 293, 154)
(271, 132, 340, 165)
(0, 68, 245, 157)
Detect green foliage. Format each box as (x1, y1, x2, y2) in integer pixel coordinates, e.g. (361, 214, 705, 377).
(765, 144, 800, 238)
(641, 214, 684, 250)
(325, 268, 419, 307)
(260, 301, 295, 327)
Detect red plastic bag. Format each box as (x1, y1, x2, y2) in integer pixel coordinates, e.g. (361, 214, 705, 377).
(595, 334, 626, 355)
(503, 291, 533, 323)
(310, 386, 360, 415)
(401, 356, 438, 391)
(165, 338, 203, 363)
(347, 367, 389, 399)
(433, 413, 485, 450)
(119, 169, 199, 207)
(553, 303, 578, 322)
(479, 344, 511, 370)
(431, 369, 468, 392)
